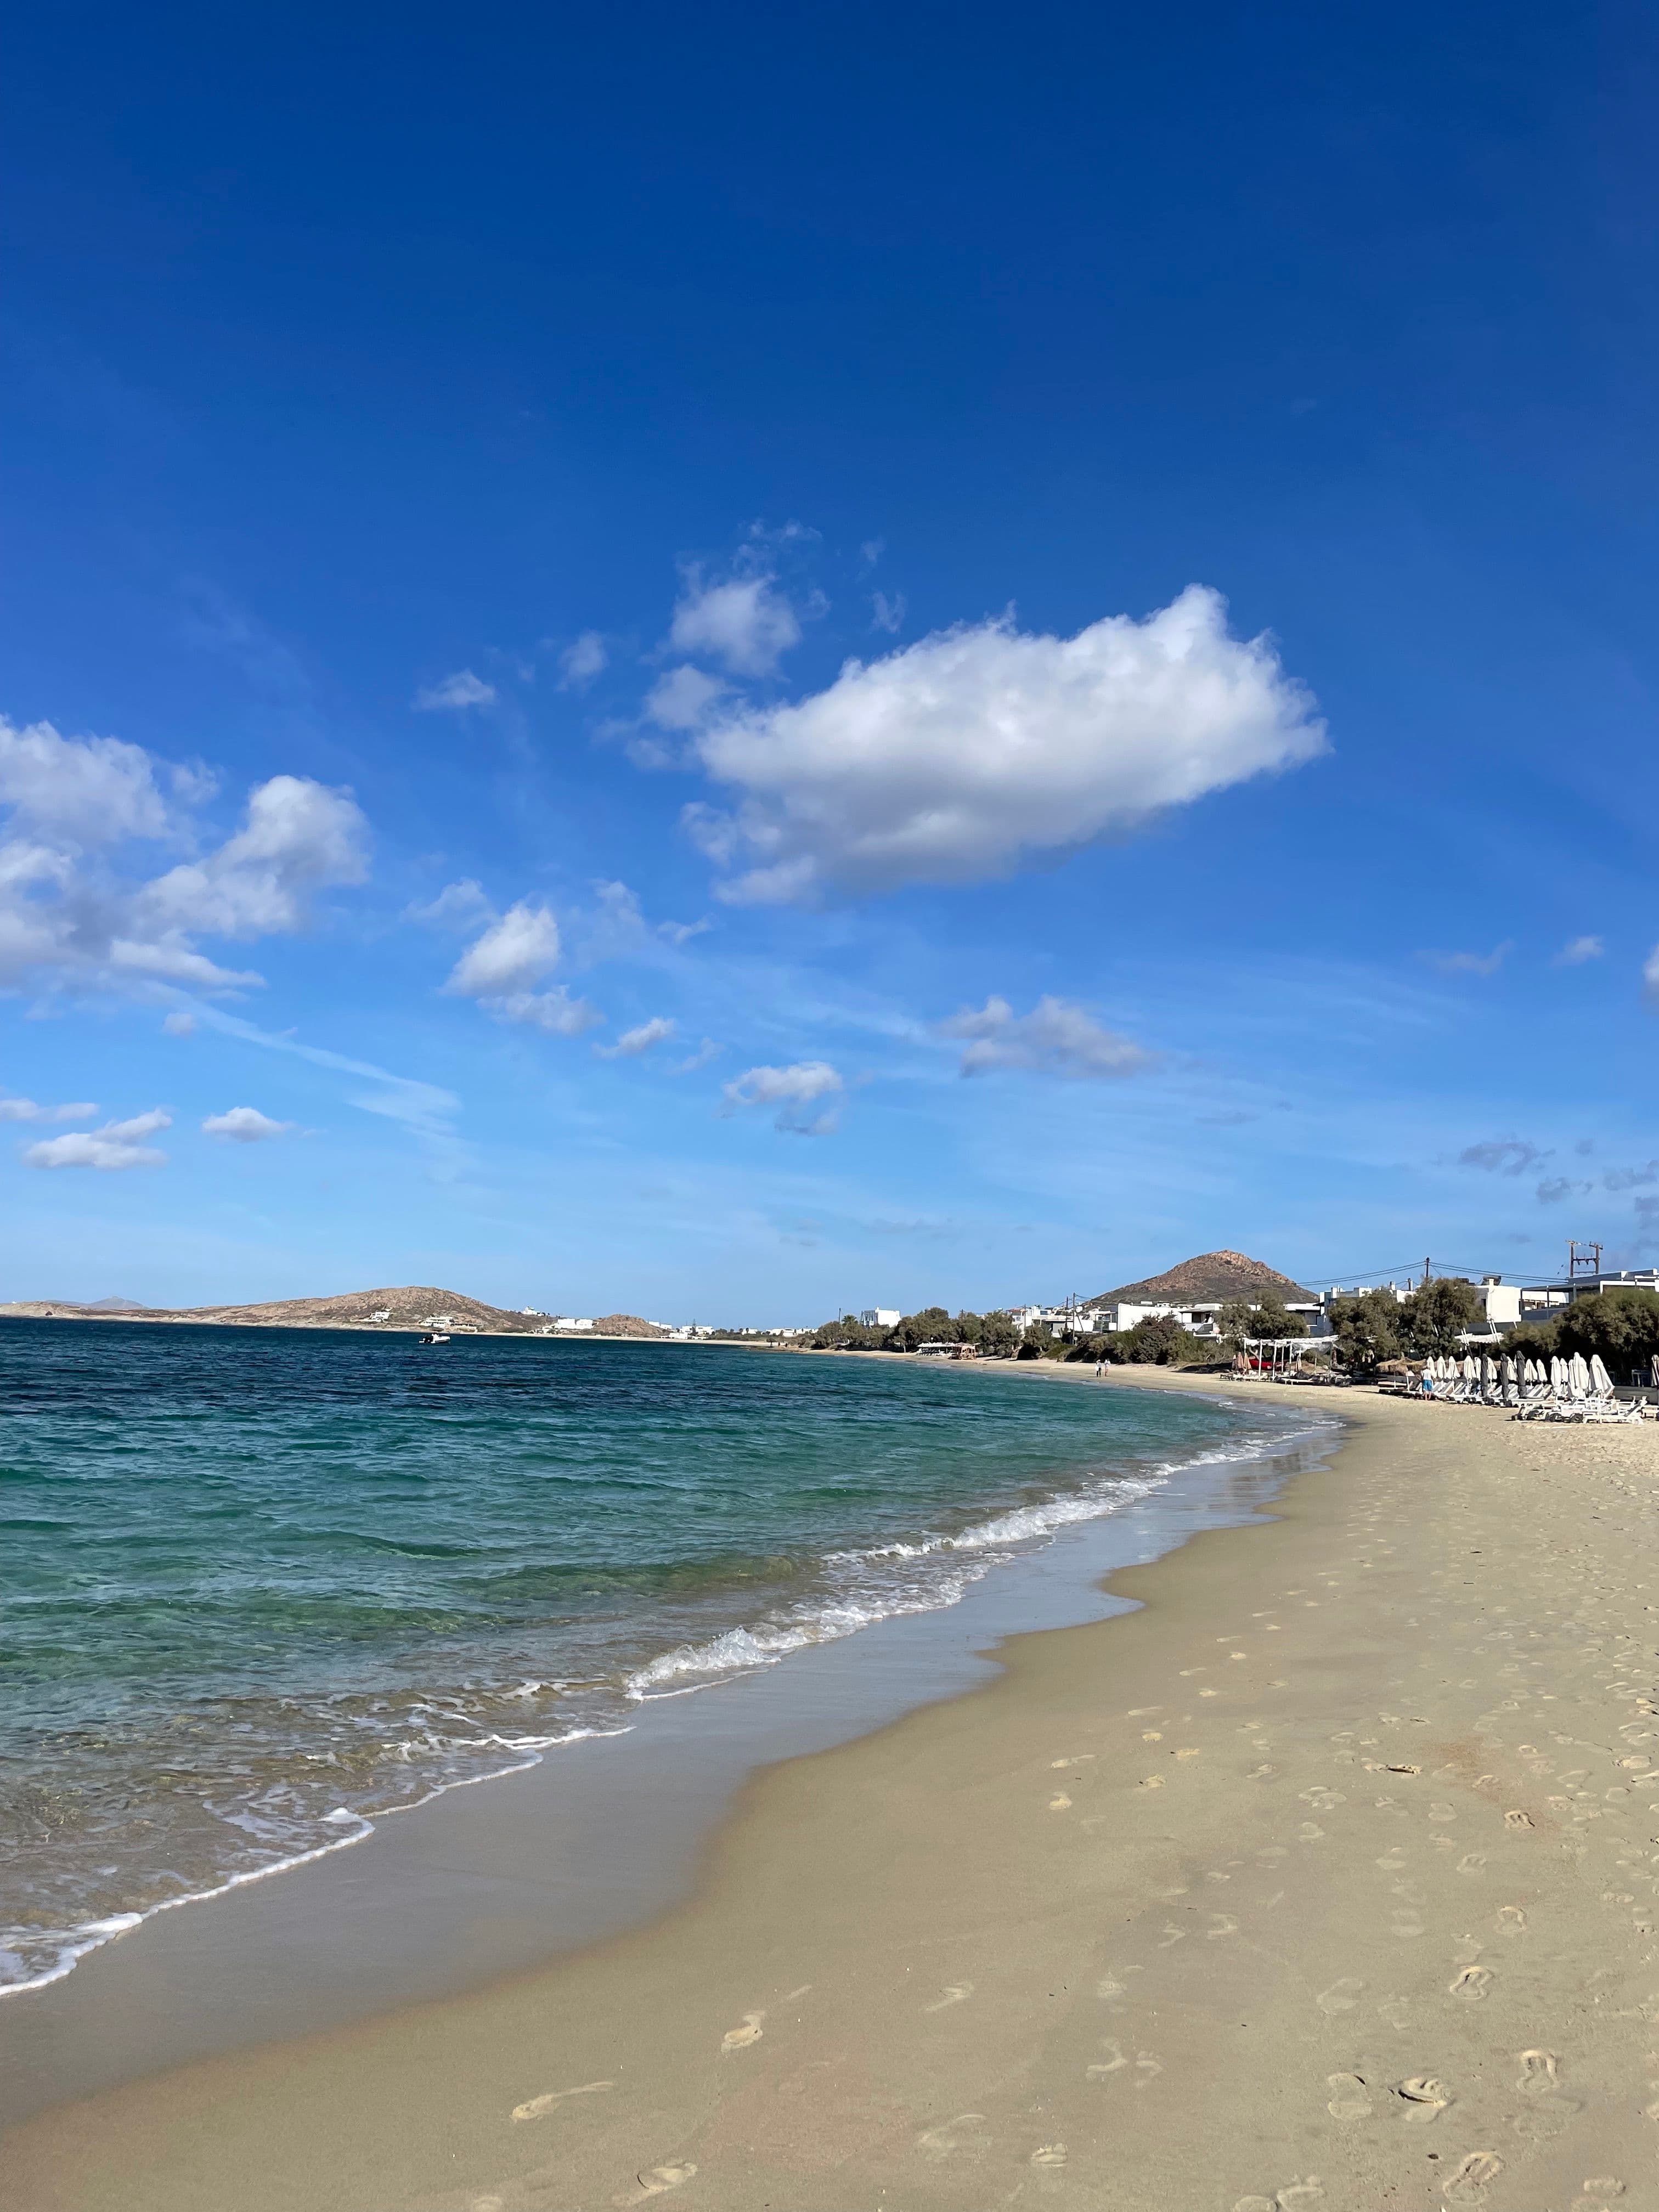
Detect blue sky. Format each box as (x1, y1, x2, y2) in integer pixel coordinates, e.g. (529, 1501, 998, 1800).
(2, 0, 1656, 1319)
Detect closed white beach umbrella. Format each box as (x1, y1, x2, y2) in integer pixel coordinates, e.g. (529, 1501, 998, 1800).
(1590, 1354, 1613, 1396)
(1549, 1356, 1566, 1393)
(1503, 1356, 1517, 1385)
(1463, 1355, 1479, 1384)
(1571, 1352, 1592, 1397)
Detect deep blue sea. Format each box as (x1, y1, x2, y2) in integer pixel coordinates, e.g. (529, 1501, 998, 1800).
(0, 1321, 1307, 1993)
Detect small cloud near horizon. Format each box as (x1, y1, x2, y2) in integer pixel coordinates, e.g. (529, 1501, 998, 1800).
(24, 1108, 171, 1171)
(1554, 934, 1604, 966)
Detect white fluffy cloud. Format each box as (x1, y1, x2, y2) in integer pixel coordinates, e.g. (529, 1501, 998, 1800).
(646, 666, 728, 732)
(596, 1016, 676, 1058)
(939, 996, 1154, 1079)
(445, 903, 562, 996)
(678, 585, 1324, 904)
(0, 715, 370, 998)
(0, 1094, 98, 1122)
(721, 1059, 844, 1134)
(0, 716, 173, 844)
(202, 1105, 295, 1142)
(1555, 934, 1604, 966)
(670, 571, 800, 675)
(558, 633, 608, 688)
(495, 988, 603, 1036)
(443, 902, 601, 1036)
(138, 777, 369, 944)
(25, 1108, 171, 1170)
(414, 670, 496, 710)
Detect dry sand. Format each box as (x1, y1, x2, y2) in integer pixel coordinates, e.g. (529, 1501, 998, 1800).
(10, 1374, 1659, 2211)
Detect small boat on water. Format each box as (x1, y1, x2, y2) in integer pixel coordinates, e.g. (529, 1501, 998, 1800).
(418, 1332, 451, 1345)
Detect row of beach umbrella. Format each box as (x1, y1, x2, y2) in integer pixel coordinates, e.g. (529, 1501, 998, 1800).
(1417, 1350, 1646, 1422)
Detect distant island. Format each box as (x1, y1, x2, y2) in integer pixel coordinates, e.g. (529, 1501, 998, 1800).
(0, 1287, 671, 1340)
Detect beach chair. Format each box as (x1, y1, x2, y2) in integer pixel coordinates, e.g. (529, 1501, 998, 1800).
(1583, 1353, 1646, 1424)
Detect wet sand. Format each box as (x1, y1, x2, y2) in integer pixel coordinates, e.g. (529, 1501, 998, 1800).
(10, 1373, 1659, 2210)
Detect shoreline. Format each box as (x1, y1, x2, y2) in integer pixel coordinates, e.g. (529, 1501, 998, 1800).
(14, 1372, 1659, 2207)
(0, 1381, 1319, 2109)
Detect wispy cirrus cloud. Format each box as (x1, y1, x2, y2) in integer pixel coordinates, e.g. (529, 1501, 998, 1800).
(1421, 942, 1514, 977)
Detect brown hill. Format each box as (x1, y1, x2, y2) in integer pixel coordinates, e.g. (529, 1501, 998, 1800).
(0, 1288, 676, 1339)
(2, 1288, 541, 1333)
(590, 1313, 670, 1339)
(1090, 1249, 1315, 1306)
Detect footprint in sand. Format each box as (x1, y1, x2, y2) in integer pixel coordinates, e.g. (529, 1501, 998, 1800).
(720, 2011, 765, 2053)
(1326, 2072, 1372, 2119)
(1505, 1809, 1534, 1830)
(1316, 1978, 1364, 2015)
(1496, 1906, 1527, 1936)
(613, 2164, 697, 2208)
(1029, 2143, 1067, 2168)
(915, 2113, 991, 2161)
(923, 1982, 974, 2013)
(1276, 2181, 1326, 2208)
(1582, 2181, 1626, 2199)
(1394, 2075, 1453, 2123)
(1449, 1966, 1493, 2001)
(1442, 2151, 1503, 2203)
(1516, 2049, 1561, 2095)
(512, 2080, 616, 2121)
(1048, 1793, 1073, 1811)
(1457, 1854, 1487, 1876)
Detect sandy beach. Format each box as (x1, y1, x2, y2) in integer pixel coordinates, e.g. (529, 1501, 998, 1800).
(9, 1370, 1659, 2211)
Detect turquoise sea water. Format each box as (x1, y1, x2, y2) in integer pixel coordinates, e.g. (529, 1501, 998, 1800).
(0, 1321, 1308, 1993)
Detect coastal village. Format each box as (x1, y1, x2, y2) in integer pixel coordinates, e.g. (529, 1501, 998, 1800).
(9, 1243, 1658, 1384)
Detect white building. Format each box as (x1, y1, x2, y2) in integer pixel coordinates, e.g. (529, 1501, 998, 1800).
(860, 1308, 901, 1328)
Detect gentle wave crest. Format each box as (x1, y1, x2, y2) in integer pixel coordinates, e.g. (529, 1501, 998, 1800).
(1, 1319, 1332, 1999)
